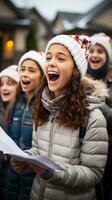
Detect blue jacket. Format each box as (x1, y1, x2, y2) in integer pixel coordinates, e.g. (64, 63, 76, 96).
(0, 97, 8, 132)
(4, 91, 36, 200)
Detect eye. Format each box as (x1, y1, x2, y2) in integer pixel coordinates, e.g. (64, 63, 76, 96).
(29, 69, 35, 73)
(58, 57, 65, 61)
(20, 67, 25, 72)
(89, 49, 94, 53)
(46, 56, 51, 61)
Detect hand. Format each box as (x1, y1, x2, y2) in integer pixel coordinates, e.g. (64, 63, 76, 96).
(11, 159, 29, 173)
(30, 164, 53, 180)
(30, 164, 46, 176)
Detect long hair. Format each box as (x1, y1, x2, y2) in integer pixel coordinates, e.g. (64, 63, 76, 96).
(33, 69, 88, 130)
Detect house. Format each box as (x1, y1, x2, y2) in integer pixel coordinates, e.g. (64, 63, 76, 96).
(1, 0, 111, 69)
(0, 0, 32, 68)
(52, 12, 83, 34)
(52, 0, 112, 36)
(0, 0, 50, 68)
(23, 7, 51, 52)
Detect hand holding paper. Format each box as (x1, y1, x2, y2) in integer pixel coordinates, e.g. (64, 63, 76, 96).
(11, 159, 29, 173)
(0, 127, 64, 175)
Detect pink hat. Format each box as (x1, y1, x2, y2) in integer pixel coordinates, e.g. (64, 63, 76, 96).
(45, 34, 91, 78)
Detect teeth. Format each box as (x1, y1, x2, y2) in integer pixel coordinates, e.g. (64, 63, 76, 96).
(22, 80, 29, 82)
(48, 71, 58, 75)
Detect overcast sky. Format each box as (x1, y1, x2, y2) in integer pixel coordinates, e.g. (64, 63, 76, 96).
(11, 0, 104, 20)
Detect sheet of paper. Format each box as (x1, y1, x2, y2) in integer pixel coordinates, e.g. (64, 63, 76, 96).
(0, 127, 64, 171)
(0, 127, 30, 157)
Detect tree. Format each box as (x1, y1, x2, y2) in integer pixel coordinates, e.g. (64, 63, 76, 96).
(26, 25, 38, 51)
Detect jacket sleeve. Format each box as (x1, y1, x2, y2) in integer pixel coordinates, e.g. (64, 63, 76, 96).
(47, 108, 108, 190)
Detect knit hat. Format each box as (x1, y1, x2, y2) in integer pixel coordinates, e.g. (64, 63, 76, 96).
(18, 50, 44, 71)
(90, 33, 112, 62)
(0, 65, 20, 83)
(45, 34, 91, 78)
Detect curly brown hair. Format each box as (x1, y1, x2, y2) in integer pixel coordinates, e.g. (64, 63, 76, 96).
(33, 68, 88, 130)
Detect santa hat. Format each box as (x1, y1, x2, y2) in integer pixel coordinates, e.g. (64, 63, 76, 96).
(90, 33, 112, 62)
(45, 34, 91, 78)
(18, 50, 44, 71)
(0, 65, 20, 83)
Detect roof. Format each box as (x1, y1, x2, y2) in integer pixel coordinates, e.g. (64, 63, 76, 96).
(0, 18, 31, 29)
(10, 0, 104, 21)
(52, 0, 112, 35)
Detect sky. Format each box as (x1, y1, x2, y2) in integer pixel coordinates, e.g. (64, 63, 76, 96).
(11, 0, 104, 21)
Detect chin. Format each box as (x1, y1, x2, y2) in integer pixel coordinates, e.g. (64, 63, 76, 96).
(2, 99, 9, 103)
(48, 85, 56, 92)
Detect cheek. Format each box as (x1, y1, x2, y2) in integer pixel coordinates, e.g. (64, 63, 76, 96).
(44, 64, 48, 77)
(32, 74, 42, 85)
(9, 87, 17, 93)
(87, 55, 91, 62)
(102, 54, 107, 62)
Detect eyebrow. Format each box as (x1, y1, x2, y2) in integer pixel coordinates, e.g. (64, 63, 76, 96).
(47, 51, 67, 56)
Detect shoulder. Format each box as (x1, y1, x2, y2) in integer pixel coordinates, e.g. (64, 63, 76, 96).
(89, 108, 106, 127)
(86, 108, 108, 142)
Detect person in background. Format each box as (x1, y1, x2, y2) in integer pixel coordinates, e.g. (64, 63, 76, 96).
(87, 33, 112, 200)
(87, 33, 112, 109)
(0, 65, 19, 200)
(87, 32, 112, 87)
(12, 35, 108, 200)
(4, 50, 45, 200)
(0, 65, 19, 132)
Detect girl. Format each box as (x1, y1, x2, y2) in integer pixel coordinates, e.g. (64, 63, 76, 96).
(87, 34, 112, 200)
(0, 65, 19, 132)
(87, 33, 112, 87)
(0, 65, 19, 199)
(4, 50, 44, 200)
(12, 35, 108, 200)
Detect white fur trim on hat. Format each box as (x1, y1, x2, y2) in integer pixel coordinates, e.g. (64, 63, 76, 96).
(18, 50, 44, 71)
(90, 35, 112, 61)
(0, 65, 20, 83)
(45, 35, 87, 78)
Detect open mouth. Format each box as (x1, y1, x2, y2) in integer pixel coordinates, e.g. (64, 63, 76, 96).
(91, 60, 100, 64)
(48, 71, 59, 81)
(2, 92, 10, 96)
(22, 80, 31, 85)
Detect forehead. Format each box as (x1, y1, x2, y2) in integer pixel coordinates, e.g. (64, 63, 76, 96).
(48, 43, 71, 55)
(90, 43, 105, 51)
(0, 76, 15, 84)
(21, 59, 38, 66)
(21, 59, 41, 70)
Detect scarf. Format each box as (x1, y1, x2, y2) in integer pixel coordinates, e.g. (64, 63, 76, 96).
(42, 86, 64, 113)
(87, 62, 108, 80)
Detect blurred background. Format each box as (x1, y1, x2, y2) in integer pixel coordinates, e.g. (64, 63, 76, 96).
(0, 0, 111, 68)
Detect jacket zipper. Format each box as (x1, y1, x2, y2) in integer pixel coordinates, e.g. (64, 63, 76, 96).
(39, 113, 55, 200)
(48, 114, 55, 158)
(19, 102, 29, 149)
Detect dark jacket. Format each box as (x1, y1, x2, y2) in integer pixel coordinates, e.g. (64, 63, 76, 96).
(4, 91, 36, 200)
(0, 97, 10, 200)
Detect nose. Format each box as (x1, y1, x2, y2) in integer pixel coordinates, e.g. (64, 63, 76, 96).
(92, 51, 98, 57)
(48, 58, 57, 67)
(21, 69, 29, 76)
